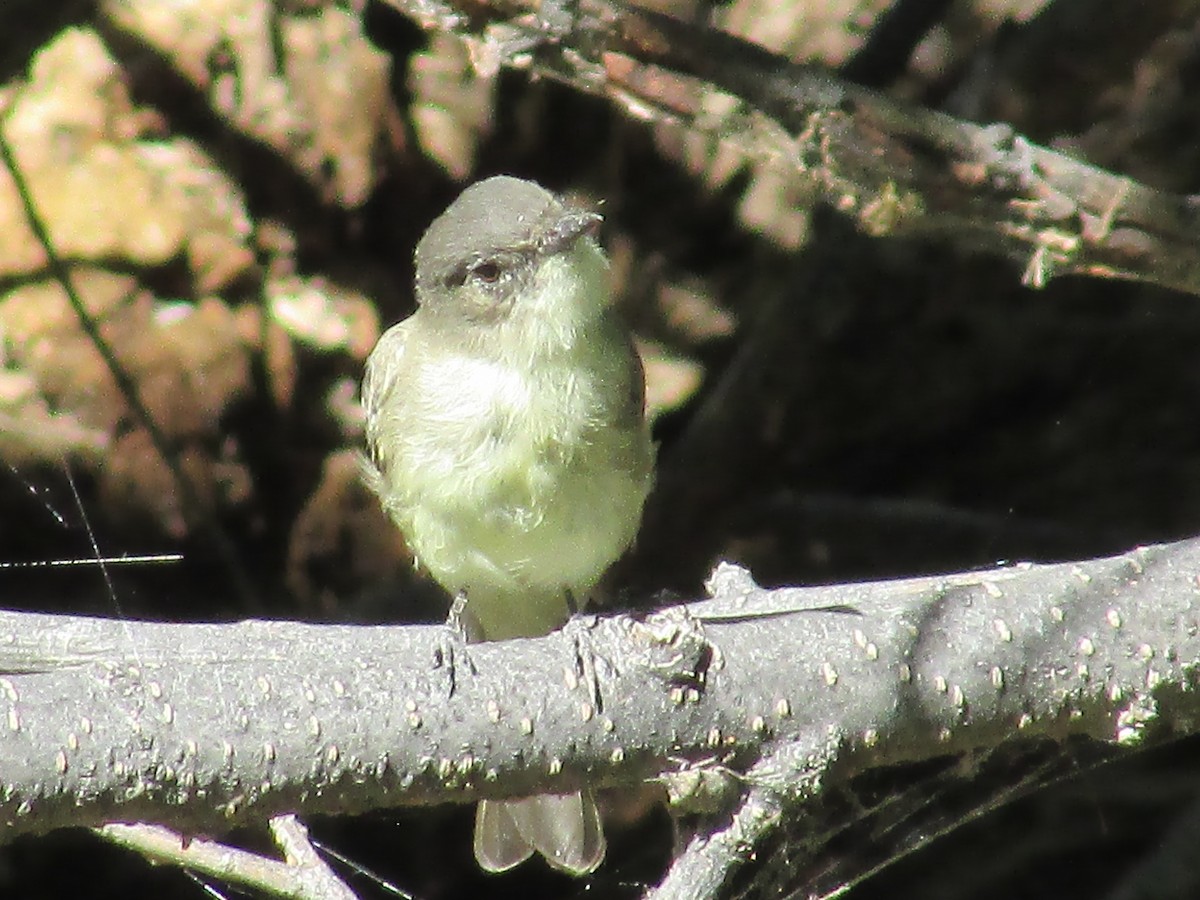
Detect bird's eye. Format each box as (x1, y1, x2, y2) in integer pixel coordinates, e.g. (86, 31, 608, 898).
(470, 260, 502, 283)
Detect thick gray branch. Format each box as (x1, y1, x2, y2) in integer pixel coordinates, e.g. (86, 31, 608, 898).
(2, 538, 1199, 849)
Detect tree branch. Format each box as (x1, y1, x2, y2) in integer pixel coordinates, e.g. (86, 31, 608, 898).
(382, 0, 1200, 297)
(3, 537, 1198, 895)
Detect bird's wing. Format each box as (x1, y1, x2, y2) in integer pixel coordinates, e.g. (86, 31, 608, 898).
(361, 318, 411, 470)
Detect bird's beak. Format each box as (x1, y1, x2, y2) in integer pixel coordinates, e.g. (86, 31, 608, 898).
(539, 209, 603, 255)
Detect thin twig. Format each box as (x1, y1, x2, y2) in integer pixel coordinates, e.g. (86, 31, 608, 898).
(97, 815, 358, 900)
(0, 125, 260, 610)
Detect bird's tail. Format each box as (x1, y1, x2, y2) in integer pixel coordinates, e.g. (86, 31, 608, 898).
(474, 790, 605, 875)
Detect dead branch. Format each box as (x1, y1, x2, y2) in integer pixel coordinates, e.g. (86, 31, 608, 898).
(382, 0, 1200, 297)
(1, 538, 1199, 896)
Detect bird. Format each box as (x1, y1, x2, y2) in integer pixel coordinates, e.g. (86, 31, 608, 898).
(361, 175, 654, 874)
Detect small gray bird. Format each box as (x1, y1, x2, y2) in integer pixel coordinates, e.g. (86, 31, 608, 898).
(361, 176, 654, 874)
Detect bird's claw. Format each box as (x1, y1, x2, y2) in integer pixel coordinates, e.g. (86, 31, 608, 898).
(433, 592, 477, 698)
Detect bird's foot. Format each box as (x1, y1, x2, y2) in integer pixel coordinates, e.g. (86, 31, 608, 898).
(433, 591, 477, 698)
(560, 612, 607, 714)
